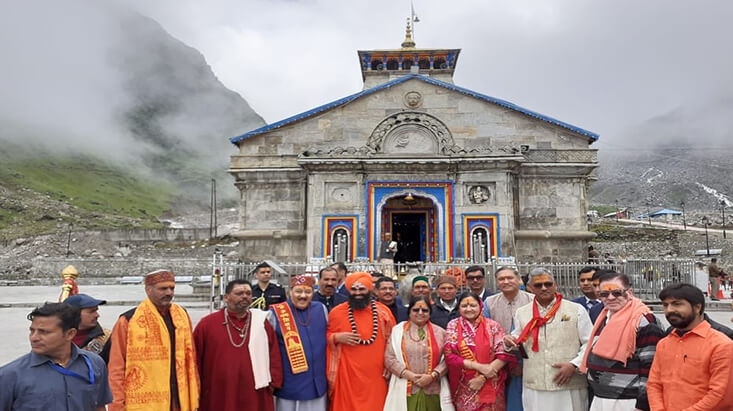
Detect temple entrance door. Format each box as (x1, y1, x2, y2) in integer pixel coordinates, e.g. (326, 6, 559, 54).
(392, 213, 425, 263)
(381, 194, 438, 262)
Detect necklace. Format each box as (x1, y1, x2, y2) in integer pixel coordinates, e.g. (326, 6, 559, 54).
(348, 300, 379, 345)
(223, 308, 251, 348)
(294, 305, 312, 327)
(407, 323, 426, 342)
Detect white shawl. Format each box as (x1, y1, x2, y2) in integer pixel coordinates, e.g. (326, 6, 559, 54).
(382, 322, 455, 411)
(248, 309, 272, 389)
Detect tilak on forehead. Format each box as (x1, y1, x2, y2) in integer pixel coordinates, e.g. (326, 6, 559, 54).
(600, 283, 623, 291)
(345, 272, 373, 290)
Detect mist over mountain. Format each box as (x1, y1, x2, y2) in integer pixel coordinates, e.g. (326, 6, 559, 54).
(591, 96, 733, 211)
(0, 1, 264, 204)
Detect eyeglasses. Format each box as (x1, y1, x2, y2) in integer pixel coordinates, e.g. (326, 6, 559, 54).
(411, 308, 430, 313)
(466, 275, 484, 281)
(599, 288, 628, 298)
(531, 282, 554, 289)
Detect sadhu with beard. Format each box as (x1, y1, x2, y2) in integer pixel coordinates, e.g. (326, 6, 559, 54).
(269, 275, 329, 411)
(193, 279, 283, 411)
(327, 271, 396, 410)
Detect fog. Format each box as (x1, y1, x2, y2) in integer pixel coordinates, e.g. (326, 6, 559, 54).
(126, 0, 733, 153)
(2, 1, 732, 181)
(0, 1, 262, 200)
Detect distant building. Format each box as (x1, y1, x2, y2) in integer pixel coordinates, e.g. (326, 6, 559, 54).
(228, 24, 599, 262)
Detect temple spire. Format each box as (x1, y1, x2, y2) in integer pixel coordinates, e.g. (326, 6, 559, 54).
(401, 18, 416, 49)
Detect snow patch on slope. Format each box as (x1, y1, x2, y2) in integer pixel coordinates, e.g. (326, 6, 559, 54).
(696, 183, 732, 207)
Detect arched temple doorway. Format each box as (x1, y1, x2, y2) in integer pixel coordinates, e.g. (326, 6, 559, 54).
(379, 193, 439, 262)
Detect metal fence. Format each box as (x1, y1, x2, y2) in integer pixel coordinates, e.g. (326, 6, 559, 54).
(209, 257, 695, 309)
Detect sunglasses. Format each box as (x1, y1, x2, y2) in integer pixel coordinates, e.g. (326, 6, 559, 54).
(531, 282, 554, 289)
(411, 308, 430, 313)
(466, 275, 484, 281)
(599, 289, 628, 298)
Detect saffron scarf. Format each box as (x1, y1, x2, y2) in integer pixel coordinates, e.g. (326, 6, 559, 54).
(400, 321, 440, 394)
(456, 316, 500, 404)
(124, 298, 199, 411)
(580, 297, 651, 372)
(516, 293, 563, 352)
(272, 302, 309, 374)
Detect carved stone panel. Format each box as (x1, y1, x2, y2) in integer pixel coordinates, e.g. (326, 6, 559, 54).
(367, 111, 457, 155)
(465, 183, 496, 205)
(382, 124, 438, 154)
(403, 91, 423, 108)
(324, 182, 357, 206)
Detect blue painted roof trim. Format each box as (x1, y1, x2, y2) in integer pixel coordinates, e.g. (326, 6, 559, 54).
(230, 74, 599, 144)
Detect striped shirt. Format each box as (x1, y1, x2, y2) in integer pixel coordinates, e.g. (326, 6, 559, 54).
(585, 312, 665, 411)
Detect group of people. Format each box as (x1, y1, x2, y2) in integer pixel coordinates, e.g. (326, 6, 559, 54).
(1, 262, 733, 411)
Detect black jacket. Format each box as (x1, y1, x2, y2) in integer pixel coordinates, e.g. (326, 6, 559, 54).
(430, 299, 460, 329)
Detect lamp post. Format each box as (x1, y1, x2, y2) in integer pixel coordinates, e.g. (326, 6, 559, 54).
(702, 216, 710, 256)
(646, 200, 652, 226)
(680, 200, 686, 230)
(615, 200, 619, 223)
(721, 200, 727, 239)
(65, 222, 73, 258)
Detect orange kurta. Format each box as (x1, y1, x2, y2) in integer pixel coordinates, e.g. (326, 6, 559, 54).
(327, 301, 395, 411)
(647, 320, 733, 411)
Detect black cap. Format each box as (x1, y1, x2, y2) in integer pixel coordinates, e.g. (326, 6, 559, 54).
(64, 294, 107, 308)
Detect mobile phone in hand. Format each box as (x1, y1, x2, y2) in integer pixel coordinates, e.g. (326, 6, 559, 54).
(518, 343, 529, 359)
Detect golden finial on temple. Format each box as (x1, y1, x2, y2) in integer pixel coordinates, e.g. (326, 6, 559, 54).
(401, 17, 416, 49)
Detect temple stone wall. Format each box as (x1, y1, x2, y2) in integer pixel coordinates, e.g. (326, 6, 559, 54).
(230, 74, 597, 262)
(233, 79, 591, 162)
(233, 169, 307, 261)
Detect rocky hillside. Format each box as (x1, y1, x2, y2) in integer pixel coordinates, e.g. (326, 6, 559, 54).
(591, 145, 733, 212)
(590, 94, 733, 211)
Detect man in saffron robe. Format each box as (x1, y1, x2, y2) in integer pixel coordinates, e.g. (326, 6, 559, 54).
(327, 271, 396, 411)
(107, 270, 199, 411)
(193, 279, 283, 411)
(269, 275, 328, 411)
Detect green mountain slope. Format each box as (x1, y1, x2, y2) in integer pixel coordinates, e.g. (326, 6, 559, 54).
(0, 146, 180, 239)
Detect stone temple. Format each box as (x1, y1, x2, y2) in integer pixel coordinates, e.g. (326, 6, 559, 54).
(228, 25, 598, 263)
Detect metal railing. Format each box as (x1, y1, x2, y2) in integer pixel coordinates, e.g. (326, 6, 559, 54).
(208, 257, 695, 309)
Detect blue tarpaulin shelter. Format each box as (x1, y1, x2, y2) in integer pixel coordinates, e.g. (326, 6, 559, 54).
(635, 209, 683, 219)
(650, 209, 683, 217)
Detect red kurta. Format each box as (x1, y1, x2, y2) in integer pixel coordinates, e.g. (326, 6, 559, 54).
(193, 309, 283, 411)
(327, 302, 395, 411)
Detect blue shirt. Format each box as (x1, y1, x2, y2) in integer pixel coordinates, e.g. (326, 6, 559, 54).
(269, 301, 328, 401)
(0, 344, 113, 411)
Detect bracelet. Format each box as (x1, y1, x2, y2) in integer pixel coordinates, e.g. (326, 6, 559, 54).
(399, 369, 407, 378)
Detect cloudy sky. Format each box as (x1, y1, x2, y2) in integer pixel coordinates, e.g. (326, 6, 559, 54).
(127, 0, 733, 151)
(1, 0, 731, 159)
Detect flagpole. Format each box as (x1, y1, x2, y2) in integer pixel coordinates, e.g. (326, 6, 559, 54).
(411, 1, 419, 42)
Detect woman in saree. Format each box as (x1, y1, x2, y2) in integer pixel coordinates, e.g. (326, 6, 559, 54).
(444, 292, 516, 411)
(384, 295, 454, 411)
